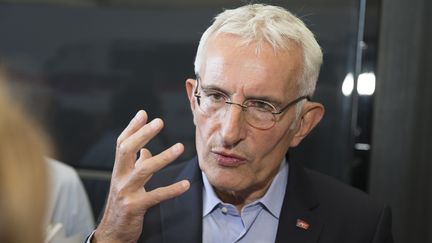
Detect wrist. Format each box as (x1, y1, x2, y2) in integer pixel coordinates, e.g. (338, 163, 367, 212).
(92, 227, 129, 243)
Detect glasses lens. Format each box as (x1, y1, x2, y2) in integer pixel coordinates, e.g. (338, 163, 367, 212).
(197, 92, 226, 115)
(196, 92, 276, 129)
(243, 100, 275, 129)
(246, 107, 275, 129)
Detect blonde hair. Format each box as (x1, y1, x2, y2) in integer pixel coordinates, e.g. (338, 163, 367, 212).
(0, 77, 51, 243)
(194, 4, 323, 97)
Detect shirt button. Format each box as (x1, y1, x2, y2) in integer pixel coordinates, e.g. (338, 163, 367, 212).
(221, 207, 228, 214)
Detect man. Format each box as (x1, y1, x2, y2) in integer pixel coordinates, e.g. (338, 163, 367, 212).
(91, 4, 393, 243)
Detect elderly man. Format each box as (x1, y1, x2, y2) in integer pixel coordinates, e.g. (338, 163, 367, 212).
(91, 4, 393, 243)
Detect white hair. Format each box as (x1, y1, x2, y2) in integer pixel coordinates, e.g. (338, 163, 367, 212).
(194, 4, 323, 101)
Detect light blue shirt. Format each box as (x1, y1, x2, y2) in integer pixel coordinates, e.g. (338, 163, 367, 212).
(202, 159, 288, 243)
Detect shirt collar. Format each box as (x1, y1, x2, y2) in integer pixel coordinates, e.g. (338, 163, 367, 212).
(202, 170, 222, 217)
(202, 158, 289, 219)
(258, 159, 288, 218)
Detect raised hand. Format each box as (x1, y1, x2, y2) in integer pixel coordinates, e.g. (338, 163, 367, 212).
(93, 110, 190, 243)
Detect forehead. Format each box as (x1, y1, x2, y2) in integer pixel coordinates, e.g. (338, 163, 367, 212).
(200, 34, 303, 100)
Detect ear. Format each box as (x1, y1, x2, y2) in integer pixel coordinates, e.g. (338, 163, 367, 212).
(290, 101, 325, 147)
(185, 78, 197, 125)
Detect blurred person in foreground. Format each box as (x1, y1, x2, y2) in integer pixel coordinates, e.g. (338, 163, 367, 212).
(0, 77, 51, 243)
(0, 75, 94, 243)
(92, 4, 393, 243)
(46, 157, 95, 241)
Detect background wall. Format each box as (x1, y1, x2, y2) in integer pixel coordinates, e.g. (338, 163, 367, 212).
(369, 0, 432, 242)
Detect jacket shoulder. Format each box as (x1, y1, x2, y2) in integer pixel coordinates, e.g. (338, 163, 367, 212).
(304, 168, 393, 242)
(305, 168, 383, 210)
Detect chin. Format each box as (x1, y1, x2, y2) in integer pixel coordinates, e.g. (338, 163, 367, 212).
(206, 168, 250, 191)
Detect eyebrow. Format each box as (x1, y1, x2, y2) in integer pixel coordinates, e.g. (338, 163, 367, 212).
(200, 83, 283, 107)
(200, 84, 231, 95)
(246, 94, 283, 107)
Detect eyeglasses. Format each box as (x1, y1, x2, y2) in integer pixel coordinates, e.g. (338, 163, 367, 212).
(193, 74, 310, 129)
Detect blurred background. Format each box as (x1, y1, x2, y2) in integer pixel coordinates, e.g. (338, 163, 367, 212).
(0, 0, 430, 242)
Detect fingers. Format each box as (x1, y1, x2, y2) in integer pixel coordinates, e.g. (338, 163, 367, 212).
(114, 113, 164, 176)
(137, 148, 152, 164)
(127, 143, 184, 190)
(117, 110, 148, 145)
(143, 180, 190, 208)
(95, 179, 190, 243)
(122, 118, 164, 155)
(96, 110, 189, 243)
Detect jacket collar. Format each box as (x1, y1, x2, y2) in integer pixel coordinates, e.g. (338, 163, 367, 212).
(160, 157, 203, 243)
(274, 158, 323, 242)
(159, 157, 323, 243)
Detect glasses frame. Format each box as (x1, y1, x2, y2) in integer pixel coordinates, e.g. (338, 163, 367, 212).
(193, 74, 311, 128)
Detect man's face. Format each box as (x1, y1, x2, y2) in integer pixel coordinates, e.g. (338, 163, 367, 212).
(187, 34, 305, 201)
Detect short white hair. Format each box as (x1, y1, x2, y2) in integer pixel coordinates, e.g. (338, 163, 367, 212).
(194, 4, 323, 98)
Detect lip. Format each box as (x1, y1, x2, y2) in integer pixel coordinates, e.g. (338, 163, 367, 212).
(211, 151, 247, 167)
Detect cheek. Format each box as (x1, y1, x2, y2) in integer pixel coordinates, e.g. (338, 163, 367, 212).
(194, 115, 216, 151)
(252, 127, 295, 162)
(195, 116, 219, 173)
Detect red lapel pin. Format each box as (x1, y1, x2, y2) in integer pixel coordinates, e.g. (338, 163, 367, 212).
(296, 219, 310, 230)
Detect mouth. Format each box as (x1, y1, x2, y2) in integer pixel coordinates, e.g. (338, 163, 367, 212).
(211, 151, 247, 167)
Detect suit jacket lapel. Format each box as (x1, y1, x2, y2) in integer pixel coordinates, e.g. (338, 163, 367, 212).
(275, 159, 323, 243)
(158, 157, 323, 243)
(160, 158, 203, 243)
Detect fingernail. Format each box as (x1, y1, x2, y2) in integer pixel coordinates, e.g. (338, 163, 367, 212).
(172, 143, 182, 154)
(181, 180, 190, 189)
(150, 118, 161, 130)
(135, 110, 144, 121)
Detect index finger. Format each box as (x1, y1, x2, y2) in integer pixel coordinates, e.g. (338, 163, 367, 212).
(117, 110, 148, 146)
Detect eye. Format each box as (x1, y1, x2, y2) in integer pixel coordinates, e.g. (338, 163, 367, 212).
(203, 90, 227, 103)
(247, 100, 276, 112)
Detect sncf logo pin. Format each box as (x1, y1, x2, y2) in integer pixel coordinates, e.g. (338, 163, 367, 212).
(296, 219, 310, 230)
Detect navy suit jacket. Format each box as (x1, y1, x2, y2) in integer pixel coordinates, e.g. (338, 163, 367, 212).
(139, 157, 393, 243)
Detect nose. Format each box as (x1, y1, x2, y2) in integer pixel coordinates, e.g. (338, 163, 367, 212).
(219, 104, 246, 147)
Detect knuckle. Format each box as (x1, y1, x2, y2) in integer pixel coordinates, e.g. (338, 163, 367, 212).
(116, 189, 138, 212)
(116, 136, 123, 147)
(133, 163, 153, 180)
(140, 148, 152, 158)
(116, 143, 130, 156)
(149, 190, 164, 205)
(119, 197, 137, 213)
(136, 166, 151, 177)
(115, 186, 128, 199)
